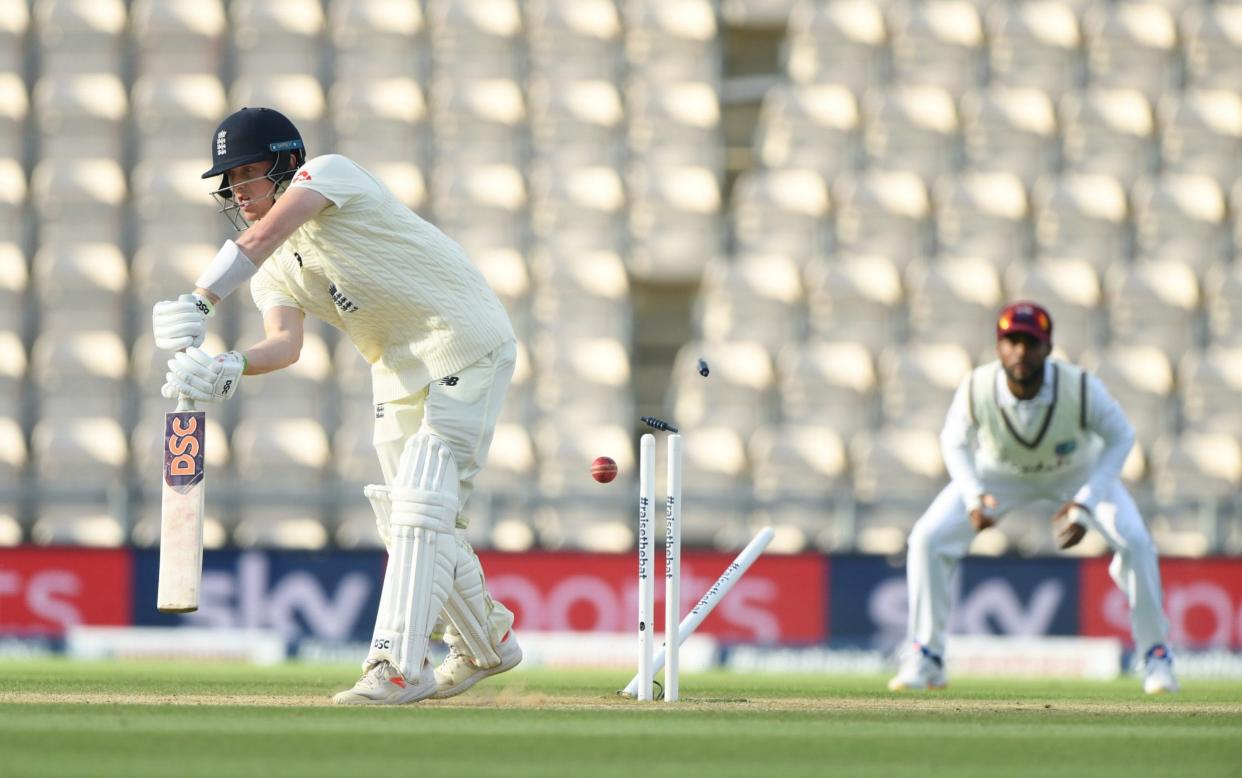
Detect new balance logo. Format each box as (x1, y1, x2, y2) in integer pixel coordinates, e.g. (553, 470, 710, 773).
(439, 376, 460, 387)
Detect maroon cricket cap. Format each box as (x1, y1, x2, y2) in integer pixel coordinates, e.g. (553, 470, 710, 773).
(996, 300, 1053, 344)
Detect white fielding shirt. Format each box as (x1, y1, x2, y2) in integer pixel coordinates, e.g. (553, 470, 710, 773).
(940, 360, 1136, 513)
(249, 154, 515, 403)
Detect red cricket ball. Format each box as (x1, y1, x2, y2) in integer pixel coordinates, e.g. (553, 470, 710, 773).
(591, 456, 618, 484)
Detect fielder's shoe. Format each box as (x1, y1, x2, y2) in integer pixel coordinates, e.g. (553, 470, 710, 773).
(332, 659, 437, 705)
(1142, 644, 1179, 695)
(433, 630, 523, 699)
(888, 643, 948, 691)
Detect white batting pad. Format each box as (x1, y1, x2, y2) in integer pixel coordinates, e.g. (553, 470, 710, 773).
(443, 538, 513, 668)
(366, 434, 460, 679)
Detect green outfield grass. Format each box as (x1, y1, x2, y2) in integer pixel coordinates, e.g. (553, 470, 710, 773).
(1, 661, 1240, 778)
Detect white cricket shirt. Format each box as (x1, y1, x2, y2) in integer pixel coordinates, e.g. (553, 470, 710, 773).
(249, 154, 515, 403)
(940, 359, 1136, 511)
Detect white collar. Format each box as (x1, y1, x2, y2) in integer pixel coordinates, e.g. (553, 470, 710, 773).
(994, 360, 1055, 408)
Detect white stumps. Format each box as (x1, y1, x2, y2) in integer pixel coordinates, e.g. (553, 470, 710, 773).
(664, 433, 682, 702)
(637, 434, 656, 702)
(621, 525, 775, 699)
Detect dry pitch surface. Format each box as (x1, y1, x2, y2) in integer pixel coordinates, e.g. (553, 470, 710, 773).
(1, 660, 1239, 777)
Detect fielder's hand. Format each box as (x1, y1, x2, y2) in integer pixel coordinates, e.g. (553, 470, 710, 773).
(969, 493, 998, 532)
(1052, 502, 1090, 549)
(162, 347, 244, 403)
(152, 293, 213, 350)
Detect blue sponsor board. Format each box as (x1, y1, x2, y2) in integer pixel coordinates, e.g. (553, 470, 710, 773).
(132, 549, 385, 647)
(828, 555, 1080, 650)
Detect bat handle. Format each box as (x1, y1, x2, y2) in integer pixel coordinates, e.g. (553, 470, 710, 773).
(176, 396, 197, 412)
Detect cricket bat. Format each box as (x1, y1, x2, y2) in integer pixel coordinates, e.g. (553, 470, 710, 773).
(158, 396, 206, 613)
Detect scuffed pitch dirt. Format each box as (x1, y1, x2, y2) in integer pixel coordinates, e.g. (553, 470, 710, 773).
(2, 687, 1239, 717)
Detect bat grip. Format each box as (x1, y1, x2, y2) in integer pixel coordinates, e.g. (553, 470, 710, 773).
(176, 396, 197, 412)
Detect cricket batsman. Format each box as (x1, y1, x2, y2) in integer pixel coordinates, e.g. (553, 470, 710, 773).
(151, 107, 522, 704)
(888, 301, 1179, 695)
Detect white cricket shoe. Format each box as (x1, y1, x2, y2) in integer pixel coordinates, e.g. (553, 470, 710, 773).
(433, 631, 523, 699)
(332, 659, 437, 705)
(888, 643, 948, 691)
(1142, 644, 1179, 695)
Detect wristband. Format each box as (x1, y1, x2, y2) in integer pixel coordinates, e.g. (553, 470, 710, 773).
(194, 239, 259, 301)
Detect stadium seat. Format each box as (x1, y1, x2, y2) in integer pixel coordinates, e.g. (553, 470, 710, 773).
(33, 0, 126, 76)
(1204, 259, 1242, 347)
(131, 243, 214, 312)
(804, 254, 903, 355)
(130, 0, 226, 77)
(30, 416, 127, 491)
(889, 0, 985, 93)
(366, 162, 427, 211)
(752, 83, 860, 178)
(677, 424, 752, 548)
(670, 340, 777, 438)
(231, 417, 332, 488)
(0, 333, 20, 418)
(877, 342, 974, 432)
(832, 171, 932, 269)
(1083, 3, 1180, 101)
(932, 171, 1030, 268)
(30, 330, 128, 419)
(863, 85, 960, 182)
(777, 340, 878, 440)
(0, 241, 26, 333)
(627, 163, 722, 282)
(29, 505, 125, 547)
(430, 163, 528, 250)
(730, 168, 831, 259)
(431, 76, 527, 167)
(1004, 258, 1103, 360)
(532, 333, 634, 428)
(474, 246, 533, 339)
(1178, 347, 1242, 439)
(131, 160, 223, 246)
(131, 75, 229, 164)
(1080, 345, 1176, 449)
(850, 427, 947, 553)
(960, 86, 1058, 186)
(234, 504, 330, 550)
(530, 247, 630, 341)
(1061, 88, 1158, 186)
(330, 78, 429, 170)
(749, 423, 848, 552)
(0, 73, 28, 160)
(905, 257, 1003, 357)
(528, 78, 626, 167)
(696, 253, 804, 351)
(1032, 173, 1129, 272)
(527, 0, 624, 82)
(624, 0, 721, 83)
(235, 331, 334, 422)
(785, 0, 887, 93)
(330, 0, 427, 83)
(0, 503, 20, 546)
(533, 420, 632, 499)
(427, 0, 525, 80)
(230, 0, 324, 78)
(1157, 89, 1242, 190)
(986, 1, 1082, 98)
(31, 242, 127, 333)
(1105, 259, 1201, 360)
(469, 421, 538, 506)
(0, 414, 25, 491)
(627, 79, 722, 170)
(31, 158, 127, 244)
(0, 158, 23, 245)
(1131, 174, 1228, 271)
(1181, 3, 1242, 90)
(0, 0, 28, 75)
(1149, 432, 1242, 548)
(529, 162, 627, 251)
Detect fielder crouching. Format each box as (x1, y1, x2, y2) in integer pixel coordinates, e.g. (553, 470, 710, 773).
(151, 107, 522, 704)
(888, 301, 1179, 695)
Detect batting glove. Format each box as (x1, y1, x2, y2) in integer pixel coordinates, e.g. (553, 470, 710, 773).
(152, 293, 214, 351)
(162, 347, 245, 404)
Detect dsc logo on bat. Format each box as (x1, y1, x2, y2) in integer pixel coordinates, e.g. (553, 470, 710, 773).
(164, 411, 205, 492)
